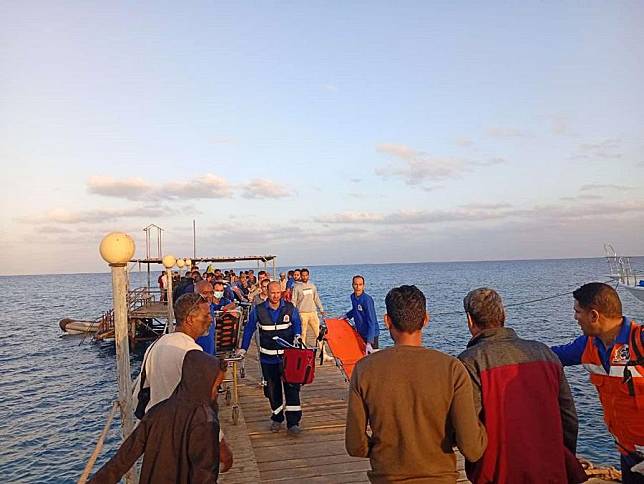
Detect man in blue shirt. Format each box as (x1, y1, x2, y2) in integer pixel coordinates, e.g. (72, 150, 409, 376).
(285, 270, 295, 291)
(343, 275, 380, 355)
(551, 282, 644, 482)
(237, 281, 304, 435)
(195, 280, 235, 355)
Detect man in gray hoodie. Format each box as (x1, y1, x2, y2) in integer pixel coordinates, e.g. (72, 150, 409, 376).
(291, 268, 325, 346)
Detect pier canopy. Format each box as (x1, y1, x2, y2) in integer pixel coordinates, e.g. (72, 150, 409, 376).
(130, 255, 277, 265)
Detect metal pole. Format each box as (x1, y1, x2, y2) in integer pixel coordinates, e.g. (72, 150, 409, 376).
(166, 268, 174, 333)
(144, 228, 151, 290)
(110, 262, 135, 483)
(193, 219, 196, 259)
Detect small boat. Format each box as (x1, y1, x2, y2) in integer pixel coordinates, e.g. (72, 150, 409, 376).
(59, 318, 100, 335)
(604, 243, 644, 304)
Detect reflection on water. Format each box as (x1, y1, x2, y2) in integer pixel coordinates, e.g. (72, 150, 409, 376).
(1, 257, 642, 481)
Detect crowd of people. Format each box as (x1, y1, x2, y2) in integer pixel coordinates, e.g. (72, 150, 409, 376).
(91, 270, 643, 484)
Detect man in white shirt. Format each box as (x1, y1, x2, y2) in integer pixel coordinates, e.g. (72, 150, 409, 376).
(134, 292, 233, 470)
(138, 292, 212, 412)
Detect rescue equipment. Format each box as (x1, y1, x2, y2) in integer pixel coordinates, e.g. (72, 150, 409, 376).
(273, 337, 317, 385)
(321, 318, 366, 381)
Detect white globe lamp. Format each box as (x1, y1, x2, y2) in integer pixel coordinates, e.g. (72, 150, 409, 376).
(99, 232, 136, 266)
(162, 255, 176, 269)
(176, 258, 185, 269)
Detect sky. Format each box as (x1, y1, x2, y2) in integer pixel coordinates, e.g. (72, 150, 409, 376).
(1, 1, 643, 275)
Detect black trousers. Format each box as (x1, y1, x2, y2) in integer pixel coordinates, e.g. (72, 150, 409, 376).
(261, 362, 302, 428)
(621, 452, 644, 484)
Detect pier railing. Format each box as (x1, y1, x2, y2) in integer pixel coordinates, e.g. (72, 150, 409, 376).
(95, 287, 164, 341)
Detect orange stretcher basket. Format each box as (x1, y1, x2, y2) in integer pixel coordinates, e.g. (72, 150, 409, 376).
(322, 318, 366, 381)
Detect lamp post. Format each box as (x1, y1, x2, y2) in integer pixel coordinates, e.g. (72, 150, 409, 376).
(176, 257, 185, 275)
(99, 232, 136, 481)
(162, 255, 176, 333)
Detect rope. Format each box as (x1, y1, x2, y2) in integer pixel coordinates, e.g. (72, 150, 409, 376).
(77, 401, 119, 484)
(578, 457, 622, 481)
(429, 278, 615, 319)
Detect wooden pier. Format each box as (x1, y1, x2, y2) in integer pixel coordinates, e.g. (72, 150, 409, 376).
(218, 346, 469, 483)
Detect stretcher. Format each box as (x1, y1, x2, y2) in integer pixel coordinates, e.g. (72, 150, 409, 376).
(319, 318, 366, 381)
(236, 301, 265, 387)
(214, 308, 244, 425)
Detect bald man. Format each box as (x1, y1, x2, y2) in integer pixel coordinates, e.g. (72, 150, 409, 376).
(194, 280, 216, 355)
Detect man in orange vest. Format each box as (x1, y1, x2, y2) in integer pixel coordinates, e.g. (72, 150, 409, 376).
(552, 282, 644, 483)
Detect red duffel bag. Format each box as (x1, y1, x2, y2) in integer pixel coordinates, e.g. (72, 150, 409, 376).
(282, 347, 317, 385)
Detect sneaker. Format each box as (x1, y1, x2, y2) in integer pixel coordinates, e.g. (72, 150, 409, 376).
(323, 354, 335, 362)
(287, 425, 301, 436)
(270, 421, 282, 433)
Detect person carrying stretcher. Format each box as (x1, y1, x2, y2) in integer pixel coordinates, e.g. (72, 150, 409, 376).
(341, 275, 380, 355)
(237, 281, 304, 436)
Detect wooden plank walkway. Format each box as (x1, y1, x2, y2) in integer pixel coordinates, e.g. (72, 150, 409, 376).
(219, 344, 469, 483)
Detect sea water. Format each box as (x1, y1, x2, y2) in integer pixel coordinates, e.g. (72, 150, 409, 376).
(1, 257, 643, 482)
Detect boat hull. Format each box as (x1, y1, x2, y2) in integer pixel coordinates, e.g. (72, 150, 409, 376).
(619, 284, 644, 304)
(59, 318, 100, 334)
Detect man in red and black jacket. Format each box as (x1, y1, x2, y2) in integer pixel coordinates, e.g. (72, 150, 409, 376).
(458, 287, 586, 484)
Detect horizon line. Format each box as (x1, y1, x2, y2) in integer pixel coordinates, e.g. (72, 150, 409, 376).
(3, 254, 643, 278)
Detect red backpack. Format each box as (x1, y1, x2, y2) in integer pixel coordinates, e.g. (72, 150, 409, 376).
(282, 347, 316, 385)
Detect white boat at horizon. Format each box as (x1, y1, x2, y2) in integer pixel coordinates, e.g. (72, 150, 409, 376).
(604, 243, 644, 304)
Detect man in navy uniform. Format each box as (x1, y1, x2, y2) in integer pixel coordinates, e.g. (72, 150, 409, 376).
(238, 281, 304, 435)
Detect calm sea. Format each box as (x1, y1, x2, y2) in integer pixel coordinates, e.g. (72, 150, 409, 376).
(1, 257, 643, 482)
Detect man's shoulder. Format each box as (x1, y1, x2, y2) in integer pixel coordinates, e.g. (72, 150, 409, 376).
(460, 333, 560, 368)
(356, 346, 459, 371)
(155, 332, 201, 351)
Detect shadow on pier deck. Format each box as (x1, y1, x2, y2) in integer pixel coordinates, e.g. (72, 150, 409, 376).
(219, 346, 469, 483)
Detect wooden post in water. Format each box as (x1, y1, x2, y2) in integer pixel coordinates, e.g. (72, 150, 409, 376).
(162, 255, 176, 333)
(99, 232, 136, 484)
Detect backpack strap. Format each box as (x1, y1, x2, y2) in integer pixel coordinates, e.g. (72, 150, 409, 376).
(629, 323, 644, 363)
(139, 339, 159, 391)
(623, 323, 644, 397)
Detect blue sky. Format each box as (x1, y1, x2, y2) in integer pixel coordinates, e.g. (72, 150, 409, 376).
(1, 1, 643, 275)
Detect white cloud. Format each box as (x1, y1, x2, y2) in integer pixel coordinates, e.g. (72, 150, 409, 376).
(375, 143, 505, 187)
(87, 174, 292, 201)
(579, 183, 633, 192)
(572, 138, 622, 161)
(87, 176, 154, 201)
(17, 206, 167, 225)
(242, 179, 291, 199)
(314, 199, 644, 228)
(316, 212, 386, 224)
(164, 174, 233, 200)
(316, 205, 520, 225)
(376, 143, 467, 186)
